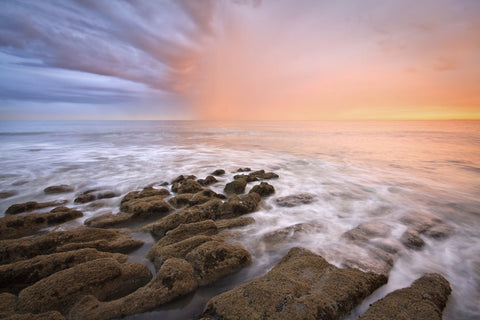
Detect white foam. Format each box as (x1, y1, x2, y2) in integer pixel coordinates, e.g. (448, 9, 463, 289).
(1, 121, 479, 319)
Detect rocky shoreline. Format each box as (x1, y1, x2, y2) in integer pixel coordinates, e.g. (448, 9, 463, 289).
(0, 168, 452, 319)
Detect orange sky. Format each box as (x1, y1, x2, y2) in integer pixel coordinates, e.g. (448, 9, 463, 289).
(1, 1, 478, 120)
(188, 1, 480, 120)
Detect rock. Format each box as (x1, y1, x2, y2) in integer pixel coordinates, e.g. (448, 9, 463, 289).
(67, 258, 197, 320)
(233, 170, 279, 182)
(197, 175, 218, 186)
(47, 206, 82, 223)
(97, 191, 117, 199)
(369, 247, 394, 268)
(74, 189, 119, 204)
(215, 193, 227, 200)
(211, 169, 225, 176)
(0, 248, 128, 294)
(0, 292, 16, 316)
(74, 193, 96, 204)
(0, 206, 83, 240)
(159, 181, 169, 186)
(233, 174, 258, 182)
(146, 193, 260, 238)
(0, 227, 144, 265)
(185, 241, 252, 285)
(215, 217, 255, 230)
(53, 230, 144, 254)
(121, 187, 170, 204)
(369, 239, 404, 255)
(261, 222, 323, 246)
(172, 175, 186, 184)
(249, 182, 275, 197)
(147, 235, 215, 270)
(44, 185, 74, 194)
(210, 232, 240, 243)
(78, 201, 107, 212)
(202, 247, 387, 320)
(148, 218, 255, 270)
(400, 228, 425, 250)
(84, 212, 132, 228)
(0, 191, 18, 199)
(218, 193, 261, 219)
(342, 257, 393, 276)
(189, 189, 219, 206)
(16, 258, 152, 315)
(146, 199, 223, 237)
(172, 179, 203, 194)
(171, 175, 197, 184)
(120, 196, 173, 218)
(358, 273, 451, 320)
(119, 187, 172, 218)
(424, 224, 454, 239)
(342, 247, 394, 276)
(154, 220, 218, 247)
(2, 294, 63, 320)
(2, 311, 66, 320)
(236, 168, 251, 172)
(249, 170, 279, 180)
(400, 212, 444, 233)
(224, 179, 247, 194)
(168, 193, 194, 208)
(342, 221, 391, 242)
(263, 172, 280, 179)
(275, 193, 315, 207)
(5, 200, 68, 215)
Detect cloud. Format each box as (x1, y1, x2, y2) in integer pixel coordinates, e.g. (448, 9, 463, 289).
(0, 0, 216, 96)
(0, 0, 479, 120)
(0, 58, 143, 104)
(175, 0, 217, 35)
(0, 0, 224, 118)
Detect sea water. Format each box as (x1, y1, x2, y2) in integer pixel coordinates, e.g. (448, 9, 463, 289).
(0, 120, 479, 319)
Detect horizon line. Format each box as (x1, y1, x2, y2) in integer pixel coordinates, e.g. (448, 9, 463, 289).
(1, 118, 480, 122)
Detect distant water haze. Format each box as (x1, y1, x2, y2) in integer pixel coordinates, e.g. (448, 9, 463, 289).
(0, 120, 479, 319)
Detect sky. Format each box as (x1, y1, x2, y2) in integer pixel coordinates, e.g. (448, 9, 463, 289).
(0, 0, 479, 120)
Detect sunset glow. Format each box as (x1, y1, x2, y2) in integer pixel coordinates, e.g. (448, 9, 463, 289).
(193, 1, 480, 120)
(0, 0, 479, 120)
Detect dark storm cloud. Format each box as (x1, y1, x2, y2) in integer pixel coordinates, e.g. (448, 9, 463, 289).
(0, 0, 263, 119)
(0, 72, 139, 104)
(0, 51, 151, 104)
(0, 0, 232, 118)
(0, 0, 211, 94)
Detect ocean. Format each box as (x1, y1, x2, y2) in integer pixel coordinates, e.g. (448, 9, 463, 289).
(0, 120, 479, 319)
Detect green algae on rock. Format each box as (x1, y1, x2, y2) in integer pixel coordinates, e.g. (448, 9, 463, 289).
(202, 247, 388, 320)
(358, 273, 451, 320)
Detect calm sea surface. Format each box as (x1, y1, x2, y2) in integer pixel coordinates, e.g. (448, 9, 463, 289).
(0, 120, 479, 319)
